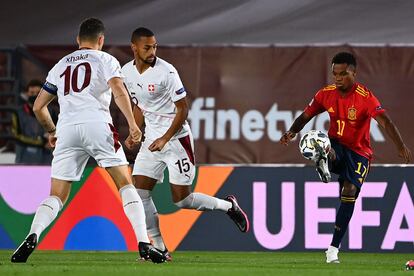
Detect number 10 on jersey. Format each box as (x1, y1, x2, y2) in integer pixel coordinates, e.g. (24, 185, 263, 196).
(60, 62, 92, 95)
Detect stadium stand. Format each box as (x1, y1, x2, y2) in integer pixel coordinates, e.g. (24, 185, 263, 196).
(0, 49, 19, 151)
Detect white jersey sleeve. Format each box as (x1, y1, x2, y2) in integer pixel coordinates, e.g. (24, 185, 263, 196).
(42, 63, 61, 96)
(102, 55, 123, 82)
(165, 67, 186, 102)
(45, 64, 58, 87)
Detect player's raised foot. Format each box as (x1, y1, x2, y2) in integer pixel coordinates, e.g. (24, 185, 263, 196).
(312, 138, 331, 183)
(138, 242, 166, 264)
(11, 233, 37, 263)
(225, 195, 250, 233)
(325, 245, 340, 264)
(161, 248, 173, 262)
(316, 156, 331, 183)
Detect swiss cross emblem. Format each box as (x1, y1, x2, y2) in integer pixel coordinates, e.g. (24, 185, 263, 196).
(148, 84, 155, 92)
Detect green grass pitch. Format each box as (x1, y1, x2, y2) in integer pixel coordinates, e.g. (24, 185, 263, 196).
(0, 250, 411, 275)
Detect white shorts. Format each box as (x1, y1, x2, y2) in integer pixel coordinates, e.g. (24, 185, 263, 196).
(132, 132, 196, 185)
(51, 122, 128, 181)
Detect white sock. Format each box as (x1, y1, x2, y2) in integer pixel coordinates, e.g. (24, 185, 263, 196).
(120, 184, 150, 243)
(175, 192, 232, 212)
(137, 189, 166, 251)
(29, 196, 62, 238)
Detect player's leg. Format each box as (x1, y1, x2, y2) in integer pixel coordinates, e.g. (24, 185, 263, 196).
(105, 166, 166, 264)
(29, 178, 70, 238)
(92, 123, 164, 263)
(134, 175, 162, 250)
(171, 184, 229, 211)
(326, 148, 368, 263)
(169, 133, 231, 212)
(326, 179, 357, 263)
(11, 124, 89, 263)
(106, 165, 150, 244)
(170, 183, 249, 232)
(134, 175, 172, 260)
(167, 134, 249, 232)
(333, 179, 357, 247)
(11, 178, 69, 263)
(130, 138, 170, 260)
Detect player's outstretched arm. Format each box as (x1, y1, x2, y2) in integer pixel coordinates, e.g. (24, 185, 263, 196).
(148, 97, 188, 152)
(280, 112, 313, 146)
(109, 77, 142, 144)
(375, 112, 412, 163)
(33, 89, 57, 147)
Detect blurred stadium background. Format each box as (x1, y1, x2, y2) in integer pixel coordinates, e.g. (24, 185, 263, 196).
(0, 0, 413, 273)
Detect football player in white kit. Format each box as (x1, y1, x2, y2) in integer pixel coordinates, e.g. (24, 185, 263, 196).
(122, 28, 250, 260)
(11, 19, 165, 264)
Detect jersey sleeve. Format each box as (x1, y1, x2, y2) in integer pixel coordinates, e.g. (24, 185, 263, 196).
(43, 65, 58, 95)
(367, 93, 386, 118)
(165, 67, 186, 102)
(102, 55, 123, 82)
(304, 90, 325, 117)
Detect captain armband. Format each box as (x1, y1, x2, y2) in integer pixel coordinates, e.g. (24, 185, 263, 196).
(42, 82, 58, 95)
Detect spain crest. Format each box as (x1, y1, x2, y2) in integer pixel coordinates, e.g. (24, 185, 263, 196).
(348, 107, 357, 120)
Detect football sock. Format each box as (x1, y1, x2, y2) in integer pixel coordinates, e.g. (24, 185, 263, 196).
(136, 188, 166, 251)
(29, 196, 63, 238)
(174, 192, 232, 212)
(331, 195, 356, 248)
(120, 184, 150, 243)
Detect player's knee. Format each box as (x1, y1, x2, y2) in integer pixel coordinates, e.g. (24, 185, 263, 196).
(341, 182, 357, 203)
(342, 187, 357, 197)
(105, 166, 132, 189)
(328, 147, 337, 161)
(174, 193, 194, 209)
(137, 188, 151, 200)
(342, 182, 357, 196)
(50, 183, 71, 205)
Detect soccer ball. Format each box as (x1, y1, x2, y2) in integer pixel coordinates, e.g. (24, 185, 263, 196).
(299, 130, 331, 161)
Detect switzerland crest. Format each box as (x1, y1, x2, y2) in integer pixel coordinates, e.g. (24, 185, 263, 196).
(348, 107, 357, 120)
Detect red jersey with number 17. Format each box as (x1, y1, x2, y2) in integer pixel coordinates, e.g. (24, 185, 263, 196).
(304, 83, 385, 160)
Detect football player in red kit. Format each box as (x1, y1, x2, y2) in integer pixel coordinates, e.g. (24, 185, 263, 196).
(280, 52, 412, 263)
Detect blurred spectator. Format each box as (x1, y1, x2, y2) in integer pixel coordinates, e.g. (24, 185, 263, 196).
(11, 80, 57, 164)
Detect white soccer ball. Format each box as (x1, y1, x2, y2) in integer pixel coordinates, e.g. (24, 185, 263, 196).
(299, 130, 331, 161)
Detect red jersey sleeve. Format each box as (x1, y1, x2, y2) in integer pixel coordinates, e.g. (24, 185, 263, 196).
(367, 93, 386, 118)
(304, 90, 325, 117)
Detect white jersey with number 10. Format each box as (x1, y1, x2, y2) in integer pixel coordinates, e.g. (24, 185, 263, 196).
(44, 49, 123, 128)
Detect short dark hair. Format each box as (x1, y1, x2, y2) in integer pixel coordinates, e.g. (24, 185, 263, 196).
(131, 27, 154, 43)
(26, 79, 43, 91)
(331, 52, 357, 68)
(78, 18, 105, 42)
